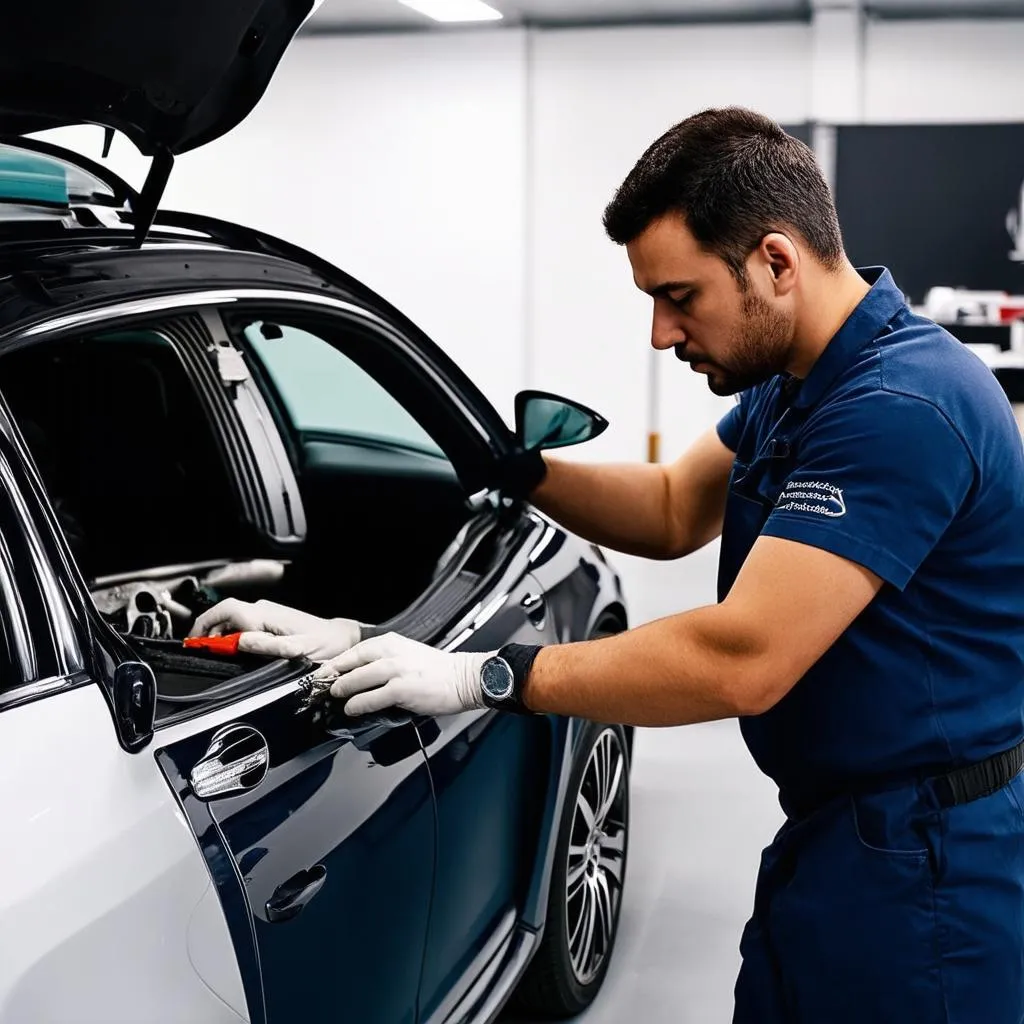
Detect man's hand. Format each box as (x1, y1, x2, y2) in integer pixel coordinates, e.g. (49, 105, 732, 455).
(237, 623, 363, 661)
(311, 633, 492, 717)
(190, 598, 329, 638)
(190, 598, 363, 662)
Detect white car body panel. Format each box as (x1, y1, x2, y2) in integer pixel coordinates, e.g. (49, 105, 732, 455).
(0, 683, 248, 1023)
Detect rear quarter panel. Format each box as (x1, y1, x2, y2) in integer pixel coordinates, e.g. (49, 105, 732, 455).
(0, 684, 248, 1023)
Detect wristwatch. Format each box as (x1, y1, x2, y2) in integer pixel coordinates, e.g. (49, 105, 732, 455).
(479, 643, 543, 714)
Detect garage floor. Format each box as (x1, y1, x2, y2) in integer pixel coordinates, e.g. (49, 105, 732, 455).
(504, 549, 786, 1023)
(502, 721, 784, 1024)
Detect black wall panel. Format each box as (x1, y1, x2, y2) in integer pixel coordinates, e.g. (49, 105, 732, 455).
(783, 122, 813, 146)
(834, 123, 1024, 303)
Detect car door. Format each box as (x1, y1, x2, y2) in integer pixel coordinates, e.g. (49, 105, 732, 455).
(155, 688, 437, 1024)
(414, 553, 559, 1024)
(228, 300, 565, 1020)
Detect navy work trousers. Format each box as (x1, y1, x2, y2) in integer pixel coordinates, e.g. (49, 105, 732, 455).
(733, 773, 1024, 1023)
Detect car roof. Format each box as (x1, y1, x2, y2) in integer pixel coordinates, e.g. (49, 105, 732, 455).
(0, 137, 387, 334)
(0, 237, 368, 337)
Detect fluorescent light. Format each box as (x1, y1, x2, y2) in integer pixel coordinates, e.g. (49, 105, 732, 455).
(399, 0, 503, 22)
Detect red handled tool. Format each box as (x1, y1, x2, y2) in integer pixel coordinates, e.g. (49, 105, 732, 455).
(183, 632, 243, 656)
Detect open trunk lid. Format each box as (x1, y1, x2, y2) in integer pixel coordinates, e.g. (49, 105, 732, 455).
(0, 1, 320, 241)
(0, 1, 317, 155)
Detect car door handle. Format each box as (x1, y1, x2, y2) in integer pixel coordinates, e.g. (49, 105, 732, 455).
(521, 593, 544, 611)
(266, 865, 328, 924)
(189, 724, 269, 801)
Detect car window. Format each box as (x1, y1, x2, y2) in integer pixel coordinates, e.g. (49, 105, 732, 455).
(2, 327, 242, 581)
(244, 322, 445, 457)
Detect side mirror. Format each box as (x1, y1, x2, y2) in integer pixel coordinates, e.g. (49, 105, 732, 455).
(515, 390, 608, 452)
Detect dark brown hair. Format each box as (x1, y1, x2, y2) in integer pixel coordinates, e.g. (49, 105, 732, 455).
(603, 107, 844, 282)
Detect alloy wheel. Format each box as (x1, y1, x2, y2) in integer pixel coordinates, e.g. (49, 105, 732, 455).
(564, 727, 628, 986)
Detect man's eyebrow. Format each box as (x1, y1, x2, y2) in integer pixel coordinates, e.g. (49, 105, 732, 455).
(647, 280, 695, 297)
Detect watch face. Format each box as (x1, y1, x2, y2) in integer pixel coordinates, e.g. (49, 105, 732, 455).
(481, 657, 515, 701)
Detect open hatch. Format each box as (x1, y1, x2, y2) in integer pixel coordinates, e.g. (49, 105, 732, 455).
(0, 0, 321, 241)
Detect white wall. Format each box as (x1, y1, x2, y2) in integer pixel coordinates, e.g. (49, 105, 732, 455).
(864, 18, 1024, 123)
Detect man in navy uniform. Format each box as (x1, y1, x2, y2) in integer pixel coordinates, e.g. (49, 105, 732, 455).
(196, 108, 1024, 1022)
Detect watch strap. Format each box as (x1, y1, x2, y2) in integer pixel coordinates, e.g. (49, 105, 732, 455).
(496, 642, 544, 713)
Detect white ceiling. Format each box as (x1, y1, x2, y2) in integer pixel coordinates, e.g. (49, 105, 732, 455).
(307, 0, 1024, 31)
(308, 0, 802, 30)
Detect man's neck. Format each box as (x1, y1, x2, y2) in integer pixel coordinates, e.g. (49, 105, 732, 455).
(787, 263, 872, 379)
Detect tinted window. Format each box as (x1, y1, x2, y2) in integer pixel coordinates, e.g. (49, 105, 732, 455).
(245, 322, 444, 457)
(2, 327, 241, 579)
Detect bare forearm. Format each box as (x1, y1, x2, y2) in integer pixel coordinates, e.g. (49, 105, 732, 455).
(530, 456, 681, 559)
(521, 607, 774, 726)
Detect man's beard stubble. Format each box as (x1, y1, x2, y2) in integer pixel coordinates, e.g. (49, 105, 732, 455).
(679, 291, 793, 397)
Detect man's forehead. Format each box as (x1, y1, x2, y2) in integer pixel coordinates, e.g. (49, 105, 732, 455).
(627, 217, 710, 294)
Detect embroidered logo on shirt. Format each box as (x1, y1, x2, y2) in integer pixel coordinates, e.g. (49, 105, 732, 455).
(776, 480, 847, 518)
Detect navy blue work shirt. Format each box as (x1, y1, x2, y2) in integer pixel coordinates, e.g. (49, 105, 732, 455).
(716, 267, 1024, 816)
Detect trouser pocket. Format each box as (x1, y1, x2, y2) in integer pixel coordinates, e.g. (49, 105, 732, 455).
(760, 793, 945, 1024)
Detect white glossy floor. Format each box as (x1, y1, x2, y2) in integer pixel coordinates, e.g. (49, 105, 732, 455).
(505, 550, 786, 1023)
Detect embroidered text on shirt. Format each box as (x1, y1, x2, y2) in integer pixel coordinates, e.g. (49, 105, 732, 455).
(776, 480, 847, 518)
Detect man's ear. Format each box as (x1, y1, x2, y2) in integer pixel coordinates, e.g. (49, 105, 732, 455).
(759, 232, 799, 296)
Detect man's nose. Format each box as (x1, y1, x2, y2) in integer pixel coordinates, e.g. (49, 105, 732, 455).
(651, 304, 685, 351)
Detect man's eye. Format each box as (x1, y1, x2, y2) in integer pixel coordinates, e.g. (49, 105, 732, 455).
(671, 293, 693, 311)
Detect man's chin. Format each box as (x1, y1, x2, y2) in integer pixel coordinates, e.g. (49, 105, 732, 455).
(706, 373, 742, 397)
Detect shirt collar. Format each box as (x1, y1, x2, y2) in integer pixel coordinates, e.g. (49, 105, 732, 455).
(789, 266, 906, 410)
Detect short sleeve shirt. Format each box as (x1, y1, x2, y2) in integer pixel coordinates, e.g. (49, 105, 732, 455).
(716, 267, 1024, 815)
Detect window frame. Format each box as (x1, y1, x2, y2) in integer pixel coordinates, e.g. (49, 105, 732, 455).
(0, 427, 89, 712)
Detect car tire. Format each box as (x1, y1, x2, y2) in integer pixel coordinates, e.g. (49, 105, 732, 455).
(511, 710, 631, 1019)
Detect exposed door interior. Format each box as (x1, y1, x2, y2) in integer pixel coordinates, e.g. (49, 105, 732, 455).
(0, 307, 511, 719)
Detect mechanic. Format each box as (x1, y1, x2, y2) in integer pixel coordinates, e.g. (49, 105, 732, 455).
(192, 107, 1024, 1023)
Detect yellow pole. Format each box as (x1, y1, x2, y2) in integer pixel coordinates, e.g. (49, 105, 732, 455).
(647, 345, 660, 462)
(647, 431, 661, 463)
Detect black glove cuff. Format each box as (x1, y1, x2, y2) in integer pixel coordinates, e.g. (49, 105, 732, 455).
(499, 448, 547, 499)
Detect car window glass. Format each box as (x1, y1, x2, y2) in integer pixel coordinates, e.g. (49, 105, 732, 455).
(244, 322, 445, 457)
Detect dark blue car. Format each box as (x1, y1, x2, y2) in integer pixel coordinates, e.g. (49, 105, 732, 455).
(0, 5, 632, 1023)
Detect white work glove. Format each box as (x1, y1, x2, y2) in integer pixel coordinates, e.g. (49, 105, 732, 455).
(237, 623, 364, 661)
(189, 598, 363, 661)
(190, 598, 328, 638)
(311, 632, 494, 717)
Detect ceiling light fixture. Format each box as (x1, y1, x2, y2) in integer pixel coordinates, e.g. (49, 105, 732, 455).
(399, 0, 503, 23)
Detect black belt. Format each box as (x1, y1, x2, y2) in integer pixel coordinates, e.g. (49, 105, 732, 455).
(930, 737, 1024, 808)
(787, 737, 1024, 820)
